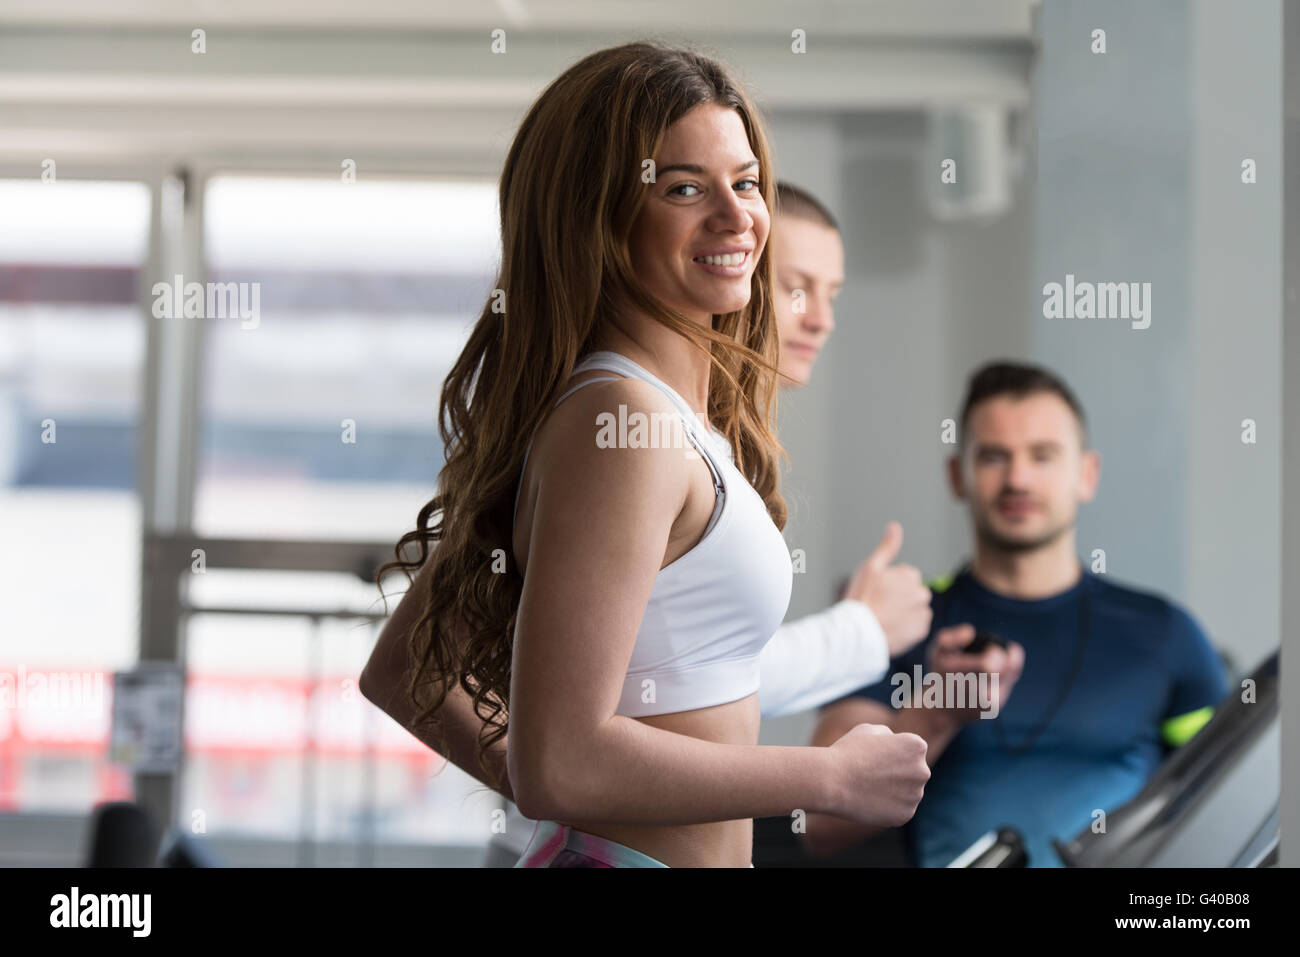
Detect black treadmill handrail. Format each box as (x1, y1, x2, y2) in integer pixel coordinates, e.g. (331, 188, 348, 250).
(1053, 650, 1279, 867)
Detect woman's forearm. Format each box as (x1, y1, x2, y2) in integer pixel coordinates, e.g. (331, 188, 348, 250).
(359, 551, 515, 802)
(512, 715, 838, 826)
(430, 684, 514, 803)
(800, 701, 957, 858)
(361, 642, 515, 802)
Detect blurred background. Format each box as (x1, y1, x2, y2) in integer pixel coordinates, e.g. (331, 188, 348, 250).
(0, 0, 1292, 867)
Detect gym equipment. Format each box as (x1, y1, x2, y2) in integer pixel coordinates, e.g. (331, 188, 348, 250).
(84, 801, 156, 867)
(946, 651, 1279, 867)
(1053, 651, 1279, 867)
(947, 827, 1028, 867)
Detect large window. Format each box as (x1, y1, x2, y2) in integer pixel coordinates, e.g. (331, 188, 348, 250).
(0, 174, 507, 854)
(178, 175, 503, 852)
(194, 175, 499, 539)
(0, 178, 150, 812)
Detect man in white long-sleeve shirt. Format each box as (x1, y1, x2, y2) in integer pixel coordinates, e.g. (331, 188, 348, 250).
(359, 182, 933, 865)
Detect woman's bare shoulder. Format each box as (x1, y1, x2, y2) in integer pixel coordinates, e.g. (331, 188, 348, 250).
(529, 375, 690, 501)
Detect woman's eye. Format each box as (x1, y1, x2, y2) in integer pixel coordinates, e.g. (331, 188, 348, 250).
(669, 179, 760, 198)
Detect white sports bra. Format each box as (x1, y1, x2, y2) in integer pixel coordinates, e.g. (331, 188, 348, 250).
(512, 350, 793, 717)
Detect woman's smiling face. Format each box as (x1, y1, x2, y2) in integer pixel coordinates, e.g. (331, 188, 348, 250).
(628, 103, 770, 325)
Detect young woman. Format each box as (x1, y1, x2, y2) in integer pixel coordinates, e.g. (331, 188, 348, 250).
(373, 41, 930, 868)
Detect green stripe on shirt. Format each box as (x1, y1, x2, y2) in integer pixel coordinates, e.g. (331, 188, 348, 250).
(1161, 706, 1214, 746)
(926, 574, 955, 593)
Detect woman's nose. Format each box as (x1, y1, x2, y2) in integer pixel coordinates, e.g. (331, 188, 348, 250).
(707, 187, 754, 234)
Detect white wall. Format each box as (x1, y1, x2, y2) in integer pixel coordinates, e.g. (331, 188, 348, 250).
(763, 109, 1034, 747)
(1031, 0, 1281, 673)
(765, 1, 1284, 757)
(1187, 0, 1283, 673)
(1280, 0, 1299, 870)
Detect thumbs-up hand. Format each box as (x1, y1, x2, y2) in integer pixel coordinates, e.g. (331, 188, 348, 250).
(842, 521, 933, 657)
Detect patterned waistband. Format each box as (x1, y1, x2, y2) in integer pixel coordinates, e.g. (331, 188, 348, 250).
(513, 820, 670, 868)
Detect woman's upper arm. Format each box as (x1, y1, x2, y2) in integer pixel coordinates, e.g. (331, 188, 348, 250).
(507, 379, 688, 804)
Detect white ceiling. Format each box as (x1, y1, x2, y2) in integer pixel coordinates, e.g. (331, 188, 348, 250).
(0, 0, 1037, 35)
(0, 0, 1038, 174)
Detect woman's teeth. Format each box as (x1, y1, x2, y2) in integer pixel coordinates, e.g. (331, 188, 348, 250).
(694, 252, 746, 266)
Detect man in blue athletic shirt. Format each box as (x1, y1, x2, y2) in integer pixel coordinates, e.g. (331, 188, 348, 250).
(802, 362, 1229, 867)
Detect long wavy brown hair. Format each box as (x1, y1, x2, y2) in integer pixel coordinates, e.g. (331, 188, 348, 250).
(375, 40, 788, 789)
